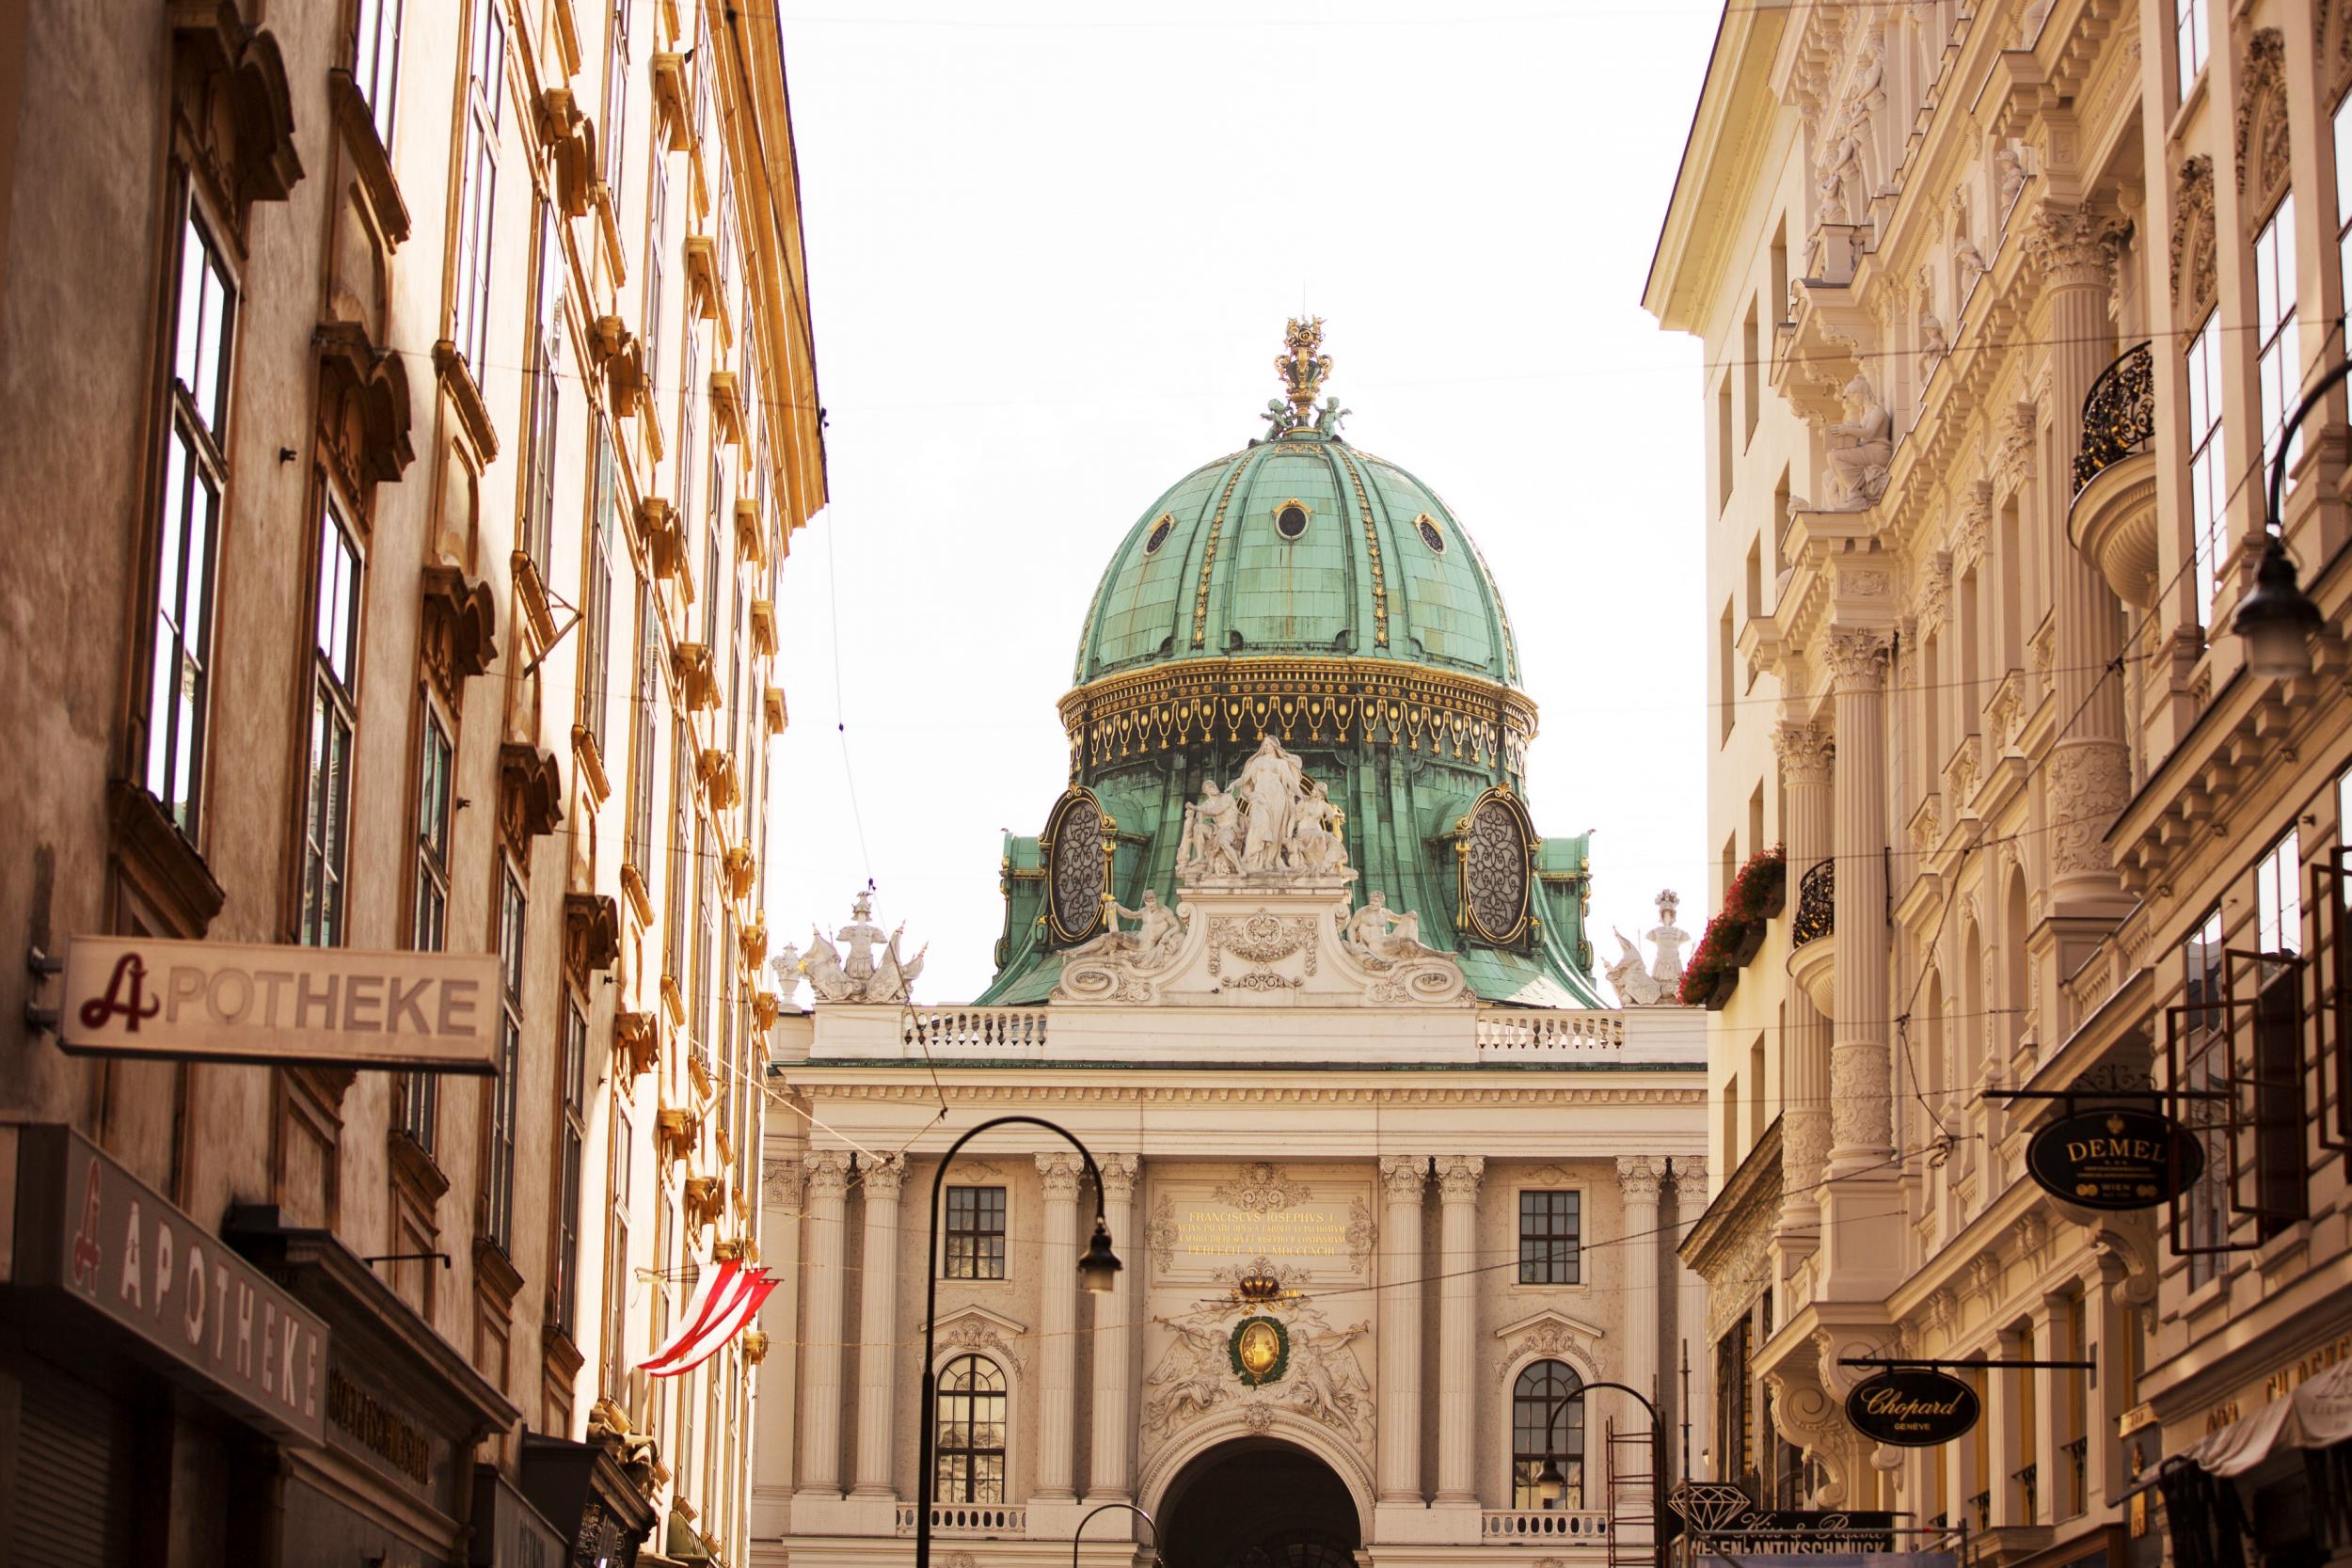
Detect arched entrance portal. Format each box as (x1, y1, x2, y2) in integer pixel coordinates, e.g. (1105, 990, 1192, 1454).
(1157, 1438, 1361, 1568)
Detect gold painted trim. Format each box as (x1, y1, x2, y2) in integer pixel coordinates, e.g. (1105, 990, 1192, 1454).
(1059, 656, 1536, 775)
(1038, 785, 1116, 945)
(1191, 451, 1261, 648)
(1328, 447, 1390, 648)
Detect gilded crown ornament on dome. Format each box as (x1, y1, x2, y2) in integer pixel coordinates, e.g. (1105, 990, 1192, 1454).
(1261, 317, 1349, 441)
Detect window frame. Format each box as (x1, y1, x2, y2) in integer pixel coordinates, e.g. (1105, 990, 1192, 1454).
(521, 198, 564, 578)
(2184, 310, 2227, 626)
(2175, 0, 2208, 103)
(1517, 1188, 1583, 1286)
(298, 498, 365, 949)
(351, 0, 405, 151)
(943, 1185, 1009, 1280)
(451, 0, 506, 373)
(933, 1354, 1009, 1504)
(550, 995, 589, 1338)
(2253, 194, 2302, 504)
(580, 417, 617, 754)
(486, 859, 527, 1253)
(400, 697, 455, 1154)
(1510, 1358, 1586, 1511)
(603, 1096, 634, 1399)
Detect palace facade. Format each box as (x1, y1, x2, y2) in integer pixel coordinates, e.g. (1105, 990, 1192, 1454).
(1647, 2, 2352, 1567)
(754, 331, 1710, 1568)
(0, 0, 821, 1561)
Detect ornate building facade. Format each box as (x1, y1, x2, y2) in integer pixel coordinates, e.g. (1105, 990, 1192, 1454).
(1648, 1, 2352, 1565)
(0, 0, 821, 1560)
(754, 332, 1710, 1568)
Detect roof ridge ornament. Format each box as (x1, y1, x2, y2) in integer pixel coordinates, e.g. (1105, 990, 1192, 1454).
(1260, 317, 1349, 441)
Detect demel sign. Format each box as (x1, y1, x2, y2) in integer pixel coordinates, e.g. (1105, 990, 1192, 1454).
(2025, 1106, 2203, 1212)
(59, 936, 500, 1072)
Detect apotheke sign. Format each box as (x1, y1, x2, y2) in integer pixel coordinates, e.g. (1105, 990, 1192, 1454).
(59, 936, 500, 1071)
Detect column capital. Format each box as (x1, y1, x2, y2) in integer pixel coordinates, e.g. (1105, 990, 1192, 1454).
(804, 1148, 854, 1197)
(1772, 721, 1835, 785)
(2022, 201, 2126, 291)
(858, 1152, 905, 1201)
(1435, 1154, 1485, 1200)
(1672, 1157, 1709, 1208)
(1821, 626, 1894, 691)
(1616, 1155, 1664, 1203)
(1096, 1151, 1140, 1201)
(1379, 1154, 1428, 1199)
(1036, 1149, 1083, 1199)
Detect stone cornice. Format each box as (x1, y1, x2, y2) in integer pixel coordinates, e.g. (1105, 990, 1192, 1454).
(1681, 1116, 1781, 1271)
(780, 1076, 1707, 1109)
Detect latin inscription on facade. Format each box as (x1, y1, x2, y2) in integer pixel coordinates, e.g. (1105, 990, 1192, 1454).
(1146, 1165, 1375, 1285)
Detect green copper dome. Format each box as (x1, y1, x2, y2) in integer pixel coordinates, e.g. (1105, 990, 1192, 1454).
(978, 322, 1604, 1011)
(1073, 431, 1523, 689)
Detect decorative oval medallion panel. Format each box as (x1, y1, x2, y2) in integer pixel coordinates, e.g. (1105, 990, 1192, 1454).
(1461, 791, 1534, 945)
(1045, 790, 1107, 944)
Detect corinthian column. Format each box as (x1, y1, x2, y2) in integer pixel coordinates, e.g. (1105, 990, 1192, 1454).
(1088, 1154, 1140, 1501)
(1772, 721, 1835, 1232)
(799, 1149, 853, 1497)
(1617, 1157, 1664, 1404)
(1377, 1155, 1428, 1503)
(1673, 1158, 1712, 1479)
(851, 1154, 905, 1497)
(2025, 205, 2132, 910)
(1035, 1151, 1081, 1500)
(1824, 628, 1895, 1173)
(1435, 1155, 1484, 1506)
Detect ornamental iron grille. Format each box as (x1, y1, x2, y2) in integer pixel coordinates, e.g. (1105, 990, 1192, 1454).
(1791, 858, 1835, 948)
(1041, 786, 1113, 946)
(2072, 341, 2154, 495)
(1456, 787, 1538, 947)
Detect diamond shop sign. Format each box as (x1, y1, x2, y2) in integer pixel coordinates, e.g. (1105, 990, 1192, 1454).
(56, 936, 501, 1072)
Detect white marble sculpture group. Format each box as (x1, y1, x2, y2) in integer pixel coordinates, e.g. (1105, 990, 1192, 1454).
(771, 890, 927, 1005)
(1603, 888, 1692, 1008)
(1177, 736, 1351, 879)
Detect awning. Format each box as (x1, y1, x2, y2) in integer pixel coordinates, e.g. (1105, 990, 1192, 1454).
(2181, 1360, 2352, 1477)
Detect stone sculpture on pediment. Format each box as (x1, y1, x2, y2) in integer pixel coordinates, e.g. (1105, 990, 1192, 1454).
(1917, 310, 1949, 382)
(1067, 889, 1186, 968)
(1141, 1293, 1375, 1454)
(800, 890, 926, 1003)
(1821, 372, 1894, 510)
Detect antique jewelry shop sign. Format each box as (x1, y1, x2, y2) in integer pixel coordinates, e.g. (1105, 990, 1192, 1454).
(58, 935, 501, 1071)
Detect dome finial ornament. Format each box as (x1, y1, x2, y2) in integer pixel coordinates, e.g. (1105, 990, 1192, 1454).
(1261, 316, 1339, 439)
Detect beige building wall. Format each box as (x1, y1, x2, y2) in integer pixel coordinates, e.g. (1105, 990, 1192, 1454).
(0, 0, 823, 1560)
(1652, 0, 2352, 1559)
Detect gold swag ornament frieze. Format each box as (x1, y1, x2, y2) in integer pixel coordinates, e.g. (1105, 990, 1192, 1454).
(1058, 657, 1536, 774)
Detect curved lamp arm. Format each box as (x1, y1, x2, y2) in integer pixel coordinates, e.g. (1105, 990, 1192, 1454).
(1074, 1500, 1160, 1568)
(916, 1116, 1120, 1568)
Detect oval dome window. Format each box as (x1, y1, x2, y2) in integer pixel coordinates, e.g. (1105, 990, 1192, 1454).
(1275, 501, 1311, 540)
(1415, 513, 1446, 553)
(1144, 513, 1174, 554)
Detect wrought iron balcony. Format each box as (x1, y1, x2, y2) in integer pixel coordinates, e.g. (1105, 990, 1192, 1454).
(2072, 341, 2154, 495)
(1791, 859, 1835, 948)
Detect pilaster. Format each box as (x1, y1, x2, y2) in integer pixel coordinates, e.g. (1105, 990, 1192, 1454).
(1434, 1155, 1485, 1509)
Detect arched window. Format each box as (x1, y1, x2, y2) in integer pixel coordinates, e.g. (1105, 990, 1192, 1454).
(1512, 1360, 1585, 1509)
(934, 1354, 1007, 1503)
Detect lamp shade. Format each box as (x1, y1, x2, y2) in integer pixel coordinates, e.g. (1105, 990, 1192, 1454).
(2233, 533, 2323, 680)
(1078, 1217, 1122, 1293)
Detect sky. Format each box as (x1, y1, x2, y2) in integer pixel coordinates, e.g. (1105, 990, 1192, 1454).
(762, 0, 1724, 1005)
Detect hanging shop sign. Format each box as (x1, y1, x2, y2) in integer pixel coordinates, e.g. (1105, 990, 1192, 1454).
(57, 935, 501, 1071)
(1668, 1482, 1901, 1553)
(0, 1123, 327, 1445)
(1229, 1315, 1290, 1386)
(2025, 1106, 2203, 1212)
(1844, 1367, 1982, 1447)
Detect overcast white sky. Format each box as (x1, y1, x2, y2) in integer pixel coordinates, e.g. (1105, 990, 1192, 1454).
(762, 0, 1724, 1005)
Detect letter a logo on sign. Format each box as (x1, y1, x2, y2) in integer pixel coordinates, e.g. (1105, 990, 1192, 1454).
(78, 953, 160, 1034)
(68, 1156, 103, 1295)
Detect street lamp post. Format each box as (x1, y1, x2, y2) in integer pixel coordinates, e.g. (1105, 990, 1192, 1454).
(2233, 358, 2345, 677)
(915, 1116, 1122, 1568)
(1073, 1501, 1161, 1568)
(1529, 1379, 1673, 1568)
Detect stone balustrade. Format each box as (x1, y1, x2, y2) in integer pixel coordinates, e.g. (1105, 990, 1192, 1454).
(895, 1503, 1027, 1536)
(1480, 1510, 1613, 1540)
(1473, 1009, 1623, 1053)
(900, 1007, 1049, 1057)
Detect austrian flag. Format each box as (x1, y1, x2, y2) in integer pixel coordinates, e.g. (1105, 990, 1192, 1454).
(640, 1259, 778, 1378)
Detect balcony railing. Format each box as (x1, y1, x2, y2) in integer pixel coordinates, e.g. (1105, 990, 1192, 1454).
(901, 1007, 1049, 1057)
(2062, 1436, 2088, 1517)
(2072, 341, 2153, 495)
(2013, 1463, 2038, 1524)
(1480, 1510, 1612, 1540)
(1474, 1009, 1624, 1053)
(1791, 859, 1835, 948)
(897, 1503, 1026, 1536)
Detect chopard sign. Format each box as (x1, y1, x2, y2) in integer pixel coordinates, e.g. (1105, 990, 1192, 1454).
(1844, 1368, 1981, 1446)
(57, 936, 500, 1071)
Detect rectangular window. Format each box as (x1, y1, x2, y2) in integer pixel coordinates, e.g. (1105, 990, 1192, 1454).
(627, 578, 660, 876)
(1742, 300, 1759, 446)
(603, 1100, 633, 1398)
(1518, 1189, 1581, 1284)
(944, 1186, 1008, 1279)
(581, 420, 616, 754)
(1718, 601, 1736, 744)
(2257, 828, 2302, 956)
(401, 704, 454, 1153)
(452, 0, 505, 372)
(146, 205, 236, 837)
(602, 0, 631, 190)
(487, 863, 525, 1252)
(2185, 314, 2227, 626)
(521, 200, 563, 578)
(352, 0, 404, 150)
(2337, 97, 2352, 320)
(691, 5, 712, 143)
(1715, 375, 1734, 514)
(299, 506, 364, 947)
(2176, 0, 2207, 101)
(551, 999, 588, 1338)
(2254, 196, 2302, 501)
(664, 714, 690, 988)
(691, 820, 716, 1069)
(677, 325, 700, 532)
(2182, 907, 2228, 1286)
(644, 150, 667, 412)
